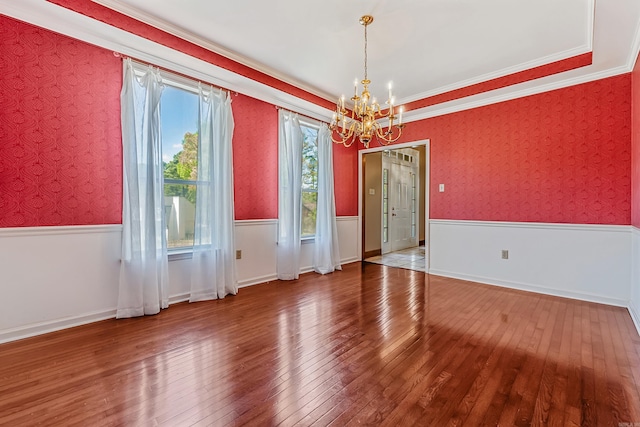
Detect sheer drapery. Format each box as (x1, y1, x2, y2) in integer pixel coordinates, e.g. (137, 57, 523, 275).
(117, 58, 169, 318)
(277, 110, 303, 280)
(190, 85, 237, 301)
(313, 124, 342, 274)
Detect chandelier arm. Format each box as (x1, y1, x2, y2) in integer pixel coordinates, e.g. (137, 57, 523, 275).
(374, 125, 404, 145)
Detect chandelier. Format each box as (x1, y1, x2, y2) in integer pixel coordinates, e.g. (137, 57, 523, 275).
(330, 15, 405, 148)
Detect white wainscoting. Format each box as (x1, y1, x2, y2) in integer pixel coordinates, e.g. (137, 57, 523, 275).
(234, 216, 359, 285)
(0, 225, 123, 344)
(630, 226, 640, 334)
(0, 216, 360, 343)
(235, 219, 279, 287)
(429, 220, 632, 307)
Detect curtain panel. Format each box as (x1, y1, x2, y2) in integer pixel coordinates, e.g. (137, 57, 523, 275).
(313, 124, 341, 274)
(277, 110, 303, 280)
(117, 58, 169, 318)
(190, 85, 238, 301)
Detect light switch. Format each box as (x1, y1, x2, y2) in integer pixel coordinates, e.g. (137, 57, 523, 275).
(369, 188, 375, 195)
(439, 184, 445, 192)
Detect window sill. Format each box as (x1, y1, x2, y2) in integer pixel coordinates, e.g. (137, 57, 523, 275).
(301, 236, 315, 244)
(168, 249, 193, 261)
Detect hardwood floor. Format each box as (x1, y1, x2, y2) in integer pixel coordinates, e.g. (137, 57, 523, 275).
(1, 262, 640, 426)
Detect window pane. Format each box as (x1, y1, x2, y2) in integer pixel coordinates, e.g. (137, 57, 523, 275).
(301, 125, 318, 191)
(161, 86, 199, 182)
(301, 190, 317, 237)
(161, 85, 199, 250)
(300, 123, 318, 238)
(164, 183, 196, 248)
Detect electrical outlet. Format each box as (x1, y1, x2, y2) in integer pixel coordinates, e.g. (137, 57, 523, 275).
(236, 250, 242, 260)
(501, 250, 509, 260)
(439, 184, 445, 192)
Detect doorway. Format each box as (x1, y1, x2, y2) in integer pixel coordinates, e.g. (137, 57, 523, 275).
(359, 140, 430, 272)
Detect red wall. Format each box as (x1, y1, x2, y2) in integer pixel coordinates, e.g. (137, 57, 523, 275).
(232, 95, 278, 220)
(395, 74, 632, 225)
(0, 17, 122, 227)
(0, 15, 357, 226)
(333, 143, 359, 217)
(632, 54, 640, 228)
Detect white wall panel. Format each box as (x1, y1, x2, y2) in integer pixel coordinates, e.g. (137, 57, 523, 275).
(337, 216, 360, 264)
(429, 220, 632, 307)
(0, 217, 360, 343)
(630, 227, 640, 334)
(0, 226, 122, 343)
(235, 220, 278, 287)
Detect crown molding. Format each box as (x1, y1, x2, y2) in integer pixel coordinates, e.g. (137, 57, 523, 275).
(402, 64, 629, 124)
(398, 45, 593, 107)
(397, 0, 595, 106)
(626, 7, 640, 71)
(90, 0, 335, 103)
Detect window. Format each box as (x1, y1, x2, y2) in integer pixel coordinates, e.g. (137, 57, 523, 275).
(300, 122, 318, 238)
(161, 85, 199, 249)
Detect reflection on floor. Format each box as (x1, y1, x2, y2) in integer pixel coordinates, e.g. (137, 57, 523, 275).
(364, 246, 426, 272)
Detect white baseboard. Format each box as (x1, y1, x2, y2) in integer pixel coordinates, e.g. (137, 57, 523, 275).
(168, 293, 190, 305)
(428, 268, 628, 307)
(238, 274, 278, 288)
(238, 256, 359, 289)
(629, 305, 640, 337)
(0, 309, 116, 345)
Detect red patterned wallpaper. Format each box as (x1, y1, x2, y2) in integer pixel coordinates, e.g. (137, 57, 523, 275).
(395, 74, 632, 225)
(232, 95, 278, 220)
(333, 143, 359, 217)
(632, 54, 640, 228)
(0, 16, 122, 227)
(231, 93, 358, 219)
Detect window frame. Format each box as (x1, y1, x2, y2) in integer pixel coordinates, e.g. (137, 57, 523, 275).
(129, 61, 224, 260)
(149, 68, 216, 257)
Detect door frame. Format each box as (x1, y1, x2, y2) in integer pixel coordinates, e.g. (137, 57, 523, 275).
(358, 139, 430, 271)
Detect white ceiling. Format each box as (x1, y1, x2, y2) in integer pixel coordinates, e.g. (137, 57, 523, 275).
(89, 0, 640, 110)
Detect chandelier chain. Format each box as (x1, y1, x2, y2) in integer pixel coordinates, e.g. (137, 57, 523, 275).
(363, 23, 368, 81)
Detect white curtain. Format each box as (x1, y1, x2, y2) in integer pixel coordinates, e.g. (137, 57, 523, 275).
(313, 124, 342, 274)
(277, 110, 303, 280)
(190, 85, 237, 301)
(117, 58, 169, 318)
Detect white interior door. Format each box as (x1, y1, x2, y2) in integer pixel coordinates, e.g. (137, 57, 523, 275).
(382, 149, 419, 254)
(390, 163, 414, 251)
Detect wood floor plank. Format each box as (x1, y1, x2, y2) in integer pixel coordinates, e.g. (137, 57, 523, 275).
(1, 262, 640, 426)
